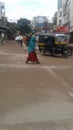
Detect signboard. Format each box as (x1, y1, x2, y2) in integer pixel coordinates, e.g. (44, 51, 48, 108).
(57, 26, 69, 33)
(36, 23, 44, 27)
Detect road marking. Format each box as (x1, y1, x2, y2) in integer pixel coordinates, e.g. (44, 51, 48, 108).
(0, 52, 43, 61)
(43, 66, 73, 94)
(0, 62, 73, 93)
(0, 51, 25, 56)
(0, 63, 73, 69)
(69, 92, 73, 98)
(43, 66, 58, 78)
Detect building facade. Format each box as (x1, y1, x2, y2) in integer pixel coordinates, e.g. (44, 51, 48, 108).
(0, 2, 7, 33)
(57, 0, 62, 26)
(57, 0, 73, 32)
(32, 16, 49, 33)
(62, 0, 73, 32)
(0, 2, 5, 19)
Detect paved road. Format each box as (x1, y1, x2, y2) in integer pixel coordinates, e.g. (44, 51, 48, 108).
(0, 40, 73, 130)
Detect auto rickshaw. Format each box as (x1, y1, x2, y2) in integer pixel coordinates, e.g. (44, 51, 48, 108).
(38, 33, 71, 56)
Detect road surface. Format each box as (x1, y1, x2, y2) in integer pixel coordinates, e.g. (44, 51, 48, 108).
(0, 40, 73, 130)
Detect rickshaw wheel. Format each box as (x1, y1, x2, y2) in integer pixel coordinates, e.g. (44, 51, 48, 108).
(41, 50, 45, 55)
(66, 48, 72, 56)
(51, 47, 55, 56)
(39, 47, 41, 52)
(62, 53, 68, 58)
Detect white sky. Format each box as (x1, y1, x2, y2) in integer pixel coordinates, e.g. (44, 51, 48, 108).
(0, 0, 57, 22)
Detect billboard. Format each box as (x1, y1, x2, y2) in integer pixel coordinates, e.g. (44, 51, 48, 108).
(57, 26, 69, 33)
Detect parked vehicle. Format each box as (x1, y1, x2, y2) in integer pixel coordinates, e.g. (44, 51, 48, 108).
(38, 33, 72, 57)
(67, 43, 73, 55)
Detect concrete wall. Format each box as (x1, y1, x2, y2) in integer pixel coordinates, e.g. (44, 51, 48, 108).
(57, 0, 62, 26)
(57, 8, 62, 26)
(70, 0, 73, 31)
(62, 0, 73, 32)
(58, 0, 62, 10)
(0, 2, 5, 19)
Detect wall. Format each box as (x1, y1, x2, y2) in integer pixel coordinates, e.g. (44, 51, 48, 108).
(0, 2, 5, 19)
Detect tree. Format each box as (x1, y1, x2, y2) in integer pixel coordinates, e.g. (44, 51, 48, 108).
(7, 18, 32, 39)
(17, 18, 32, 34)
(52, 11, 57, 32)
(7, 22, 18, 39)
(52, 11, 57, 26)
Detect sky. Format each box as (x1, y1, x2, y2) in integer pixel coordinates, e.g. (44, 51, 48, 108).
(0, 0, 57, 22)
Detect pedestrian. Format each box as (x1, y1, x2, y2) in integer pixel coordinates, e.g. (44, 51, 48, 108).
(26, 34, 40, 64)
(0, 33, 5, 45)
(18, 33, 23, 47)
(15, 35, 20, 44)
(15, 32, 23, 47)
(22, 34, 27, 50)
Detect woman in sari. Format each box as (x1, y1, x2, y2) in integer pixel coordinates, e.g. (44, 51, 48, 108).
(26, 35, 40, 64)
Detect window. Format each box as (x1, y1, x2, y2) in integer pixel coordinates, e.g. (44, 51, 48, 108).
(56, 36, 67, 42)
(59, 20, 61, 25)
(1, 6, 5, 13)
(59, 12, 62, 17)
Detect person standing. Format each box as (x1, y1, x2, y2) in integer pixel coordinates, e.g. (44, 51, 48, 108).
(26, 35, 40, 64)
(22, 34, 27, 50)
(0, 33, 5, 45)
(18, 33, 23, 47)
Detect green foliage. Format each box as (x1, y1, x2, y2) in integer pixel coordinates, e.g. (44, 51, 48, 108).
(7, 18, 32, 39)
(7, 22, 18, 39)
(17, 18, 32, 34)
(17, 18, 30, 25)
(8, 22, 17, 34)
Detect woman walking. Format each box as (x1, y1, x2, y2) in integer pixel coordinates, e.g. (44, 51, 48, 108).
(26, 35, 40, 64)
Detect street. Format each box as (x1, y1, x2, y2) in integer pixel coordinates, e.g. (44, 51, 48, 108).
(0, 40, 73, 130)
